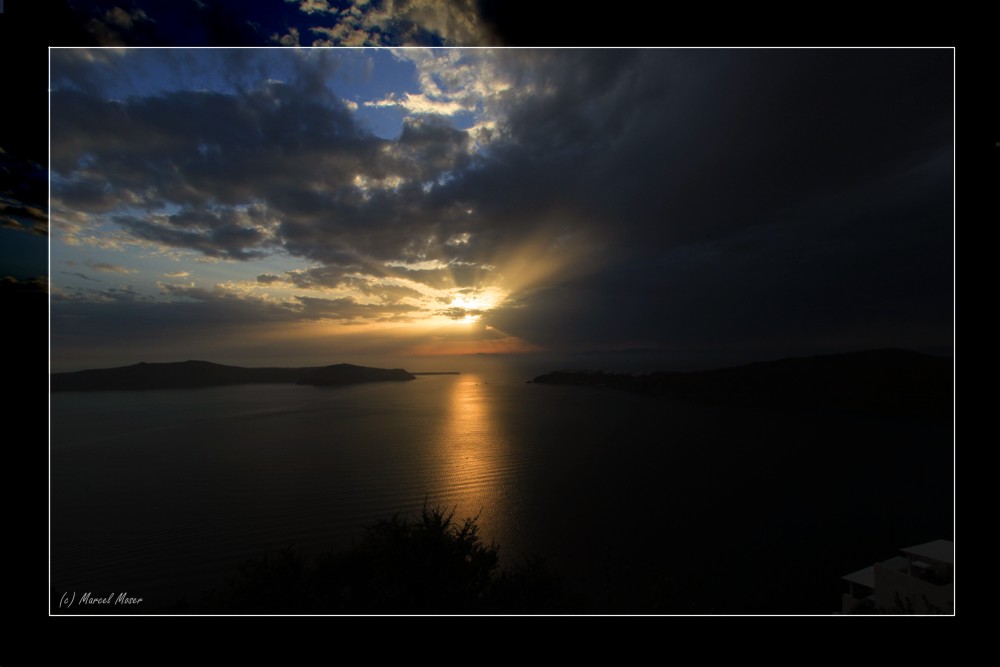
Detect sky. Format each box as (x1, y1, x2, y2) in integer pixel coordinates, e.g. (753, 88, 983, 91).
(39, 1, 505, 48)
(42, 47, 954, 373)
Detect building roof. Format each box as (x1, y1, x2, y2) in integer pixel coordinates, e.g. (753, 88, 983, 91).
(901, 539, 954, 565)
(842, 565, 876, 588)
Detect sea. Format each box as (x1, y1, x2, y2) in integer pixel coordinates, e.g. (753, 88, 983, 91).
(50, 370, 953, 614)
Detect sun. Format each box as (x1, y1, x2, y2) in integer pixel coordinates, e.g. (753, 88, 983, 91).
(444, 288, 506, 325)
(451, 296, 486, 310)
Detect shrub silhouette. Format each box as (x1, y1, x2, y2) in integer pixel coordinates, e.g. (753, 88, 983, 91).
(204, 505, 580, 614)
(205, 545, 308, 614)
(313, 506, 499, 613)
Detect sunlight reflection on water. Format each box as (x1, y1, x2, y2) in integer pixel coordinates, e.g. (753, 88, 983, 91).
(433, 374, 517, 551)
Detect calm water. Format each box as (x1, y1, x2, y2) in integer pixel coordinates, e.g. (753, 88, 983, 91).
(50, 373, 952, 613)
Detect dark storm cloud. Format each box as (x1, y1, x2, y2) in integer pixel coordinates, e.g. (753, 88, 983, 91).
(444, 50, 953, 357)
(114, 204, 280, 260)
(51, 83, 363, 210)
(438, 50, 953, 259)
(274, 186, 481, 270)
(395, 116, 472, 172)
(486, 150, 953, 356)
(52, 80, 355, 254)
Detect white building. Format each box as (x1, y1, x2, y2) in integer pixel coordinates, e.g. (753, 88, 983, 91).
(841, 539, 953, 614)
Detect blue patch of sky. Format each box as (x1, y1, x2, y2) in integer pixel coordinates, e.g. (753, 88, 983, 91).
(450, 109, 477, 131)
(332, 49, 422, 139)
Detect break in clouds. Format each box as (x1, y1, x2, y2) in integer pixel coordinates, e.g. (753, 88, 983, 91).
(49, 48, 953, 368)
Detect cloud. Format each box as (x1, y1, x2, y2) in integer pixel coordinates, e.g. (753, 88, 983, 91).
(284, 268, 427, 304)
(84, 6, 153, 46)
(63, 271, 102, 283)
(287, 0, 337, 15)
(114, 213, 271, 261)
(50, 57, 487, 282)
(270, 26, 301, 46)
(385, 49, 516, 134)
(87, 262, 137, 274)
(105, 6, 150, 30)
(0, 276, 49, 295)
(0, 202, 47, 225)
(164, 271, 191, 278)
(0, 204, 47, 235)
(309, 24, 371, 46)
(60, 276, 423, 328)
(256, 273, 283, 284)
(294, 295, 419, 321)
(300, 0, 496, 46)
(0, 147, 48, 236)
(364, 91, 468, 116)
(440, 306, 484, 320)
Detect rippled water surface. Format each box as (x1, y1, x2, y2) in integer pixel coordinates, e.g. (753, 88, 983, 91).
(51, 373, 952, 612)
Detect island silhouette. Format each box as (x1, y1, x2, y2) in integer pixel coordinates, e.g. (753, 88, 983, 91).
(531, 349, 951, 418)
(51, 361, 416, 391)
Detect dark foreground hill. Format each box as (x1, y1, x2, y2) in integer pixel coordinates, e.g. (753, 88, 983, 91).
(51, 361, 415, 391)
(532, 349, 952, 418)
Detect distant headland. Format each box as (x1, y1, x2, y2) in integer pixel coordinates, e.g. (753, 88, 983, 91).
(51, 361, 417, 392)
(530, 349, 952, 418)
